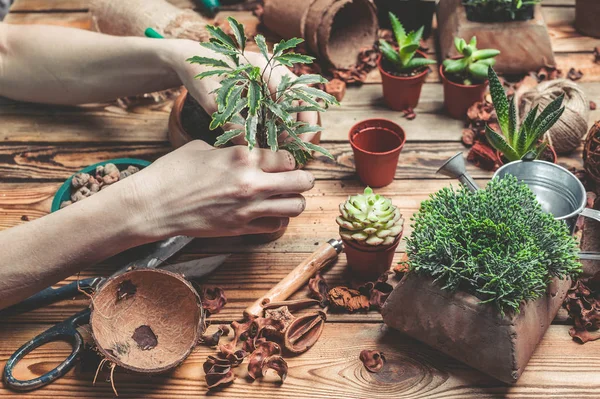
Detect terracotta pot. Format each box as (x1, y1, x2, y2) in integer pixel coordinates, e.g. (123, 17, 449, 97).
(496, 146, 557, 167)
(377, 51, 430, 111)
(440, 63, 487, 120)
(168, 88, 322, 149)
(342, 236, 401, 279)
(575, 0, 600, 38)
(349, 119, 406, 188)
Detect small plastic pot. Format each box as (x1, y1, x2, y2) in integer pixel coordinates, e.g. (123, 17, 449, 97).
(440, 63, 487, 120)
(349, 119, 406, 188)
(342, 236, 400, 279)
(377, 51, 430, 111)
(51, 158, 151, 213)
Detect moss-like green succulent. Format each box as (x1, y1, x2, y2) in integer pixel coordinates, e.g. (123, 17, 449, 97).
(406, 175, 581, 315)
(336, 187, 403, 246)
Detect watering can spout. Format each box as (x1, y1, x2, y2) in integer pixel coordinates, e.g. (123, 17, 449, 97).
(437, 152, 480, 192)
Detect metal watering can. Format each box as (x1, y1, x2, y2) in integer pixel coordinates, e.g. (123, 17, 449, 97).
(437, 153, 600, 261)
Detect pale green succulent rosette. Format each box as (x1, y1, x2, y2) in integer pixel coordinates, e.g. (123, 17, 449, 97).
(336, 187, 404, 246)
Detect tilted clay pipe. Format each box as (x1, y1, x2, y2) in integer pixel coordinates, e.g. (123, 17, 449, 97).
(244, 239, 343, 318)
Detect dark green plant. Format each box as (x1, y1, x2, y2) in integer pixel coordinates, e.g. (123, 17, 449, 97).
(485, 67, 564, 162)
(405, 175, 580, 315)
(188, 17, 338, 165)
(378, 12, 436, 73)
(442, 36, 499, 85)
(462, 0, 539, 21)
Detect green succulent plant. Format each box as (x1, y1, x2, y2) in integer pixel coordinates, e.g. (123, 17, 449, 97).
(336, 187, 404, 246)
(406, 175, 580, 315)
(188, 17, 339, 165)
(378, 12, 436, 74)
(485, 67, 565, 162)
(443, 36, 499, 85)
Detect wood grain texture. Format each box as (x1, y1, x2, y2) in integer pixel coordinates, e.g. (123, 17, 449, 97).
(0, 323, 597, 398)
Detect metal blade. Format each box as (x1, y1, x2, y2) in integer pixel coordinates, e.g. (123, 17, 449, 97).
(160, 254, 230, 280)
(111, 235, 194, 278)
(578, 251, 600, 261)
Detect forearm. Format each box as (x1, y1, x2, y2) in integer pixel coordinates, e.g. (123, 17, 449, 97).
(0, 179, 152, 310)
(0, 23, 187, 104)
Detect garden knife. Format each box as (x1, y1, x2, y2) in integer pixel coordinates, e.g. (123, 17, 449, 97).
(160, 254, 230, 279)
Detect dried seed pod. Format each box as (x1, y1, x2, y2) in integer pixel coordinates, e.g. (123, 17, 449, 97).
(203, 355, 230, 374)
(283, 311, 326, 354)
(369, 281, 393, 310)
(359, 350, 386, 373)
(205, 363, 235, 389)
(199, 287, 228, 315)
(264, 306, 296, 331)
(262, 298, 320, 312)
(248, 317, 286, 341)
(71, 173, 90, 189)
(327, 287, 369, 312)
(247, 340, 281, 380)
(261, 355, 288, 383)
(226, 349, 247, 367)
(200, 325, 229, 347)
(219, 318, 254, 356)
(308, 274, 329, 307)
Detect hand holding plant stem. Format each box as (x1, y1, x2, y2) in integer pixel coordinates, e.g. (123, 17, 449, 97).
(443, 36, 499, 85)
(378, 12, 436, 74)
(485, 67, 565, 162)
(187, 17, 339, 165)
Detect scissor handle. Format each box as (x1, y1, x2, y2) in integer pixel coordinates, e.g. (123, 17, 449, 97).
(3, 309, 91, 391)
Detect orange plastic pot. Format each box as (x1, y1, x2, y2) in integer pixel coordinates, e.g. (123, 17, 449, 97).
(377, 51, 430, 111)
(440, 63, 488, 119)
(349, 119, 406, 188)
(342, 236, 401, 279)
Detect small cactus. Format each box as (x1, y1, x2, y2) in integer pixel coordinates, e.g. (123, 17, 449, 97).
(336, 187, 403, 246)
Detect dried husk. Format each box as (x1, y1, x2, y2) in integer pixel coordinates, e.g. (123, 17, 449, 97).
(283, 311, 327, 354)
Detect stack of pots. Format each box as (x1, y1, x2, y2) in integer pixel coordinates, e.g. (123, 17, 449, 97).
(262, 0, 379, 68)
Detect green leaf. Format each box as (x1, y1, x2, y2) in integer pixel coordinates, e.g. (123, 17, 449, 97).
(206, 25, 237, 49)
(247, 80, 262, 116)
(486, 125, 520, 161)
(245, 114, 258, 149)
(508, 96, 517, 147)
(389, 12, 406, 44)
(531, 93, 564, 134)
(215, 78, 240, 111)
(520, 104, 538, 137)
(304, 141, 334, 160)
(488, 67, 510, 137)
(227, 17, 246, 52)
(267, 101, 295, 125)
(274, 53, 315, 66)
(455, 37, 465, 53)
(469, 36, 477, 48)
(477, 58, 496, 67)
(472, 49, 500, 60)
(285, 105, 324, 113)
(186, 56, 231, 69)
(214, 129, 244, 147)
(401, 57, 436, 71)
(291, 74, 328, 86)
(290, 89, 327, 110)
(255, 34, 270, 61)
(193, 69, 231, 79)
(398, 43, 419, 65)
(467, 63, 489, 80)
(407, 26, 424, 46)
(277, 75, 292, 97)
(273, 38, 304, 57)
(379, 39, 401, 66)
(527, 107, 565, 149)
(267, 119, 278, 152)
(294, 124, 322, 135)
(199, 41, 239, 57)
(293, 86, 339, 105)
(210, 87, 245, 129)
(444, 57, 470, 74)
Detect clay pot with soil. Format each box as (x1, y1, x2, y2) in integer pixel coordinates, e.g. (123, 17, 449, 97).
(336, 187, 404, 279)
(377, 14, 436, 111)
(440, 36, 499, 119)
(349, 119, 406, 188)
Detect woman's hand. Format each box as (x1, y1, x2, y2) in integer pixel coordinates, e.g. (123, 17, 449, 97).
(125, 140, 314, 240)
(167, 40, 319, 144)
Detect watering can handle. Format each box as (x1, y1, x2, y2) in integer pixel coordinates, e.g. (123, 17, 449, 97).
(580, 208, 600, 223)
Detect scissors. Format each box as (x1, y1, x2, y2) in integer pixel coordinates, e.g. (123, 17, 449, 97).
(1, 236, 230, 391)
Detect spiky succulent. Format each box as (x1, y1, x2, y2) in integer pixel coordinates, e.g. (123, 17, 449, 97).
(336, 187, 404, 246)
(443, 36, 499, 85)
(378, 12, 436, 73)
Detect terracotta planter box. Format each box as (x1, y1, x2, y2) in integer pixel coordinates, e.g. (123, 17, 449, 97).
(381, 273, 571, 383)
(436, 0, 555, 74)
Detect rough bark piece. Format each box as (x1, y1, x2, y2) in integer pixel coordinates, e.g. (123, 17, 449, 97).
(436, 0, 554, 74)
(381, 273, 571, 384)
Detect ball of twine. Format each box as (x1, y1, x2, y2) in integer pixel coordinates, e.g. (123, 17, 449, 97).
(519, 79, 589, 154)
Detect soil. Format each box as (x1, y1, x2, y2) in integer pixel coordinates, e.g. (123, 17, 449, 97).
(181, 93, 223, 146)
(380, 57, 428, 78)
(444, 69, 486, 86)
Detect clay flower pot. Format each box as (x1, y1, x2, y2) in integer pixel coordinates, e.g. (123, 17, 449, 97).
(440, 63, 487, 120)
(342, 236, 401, 279)
(349, 119, 406, 188)
(377, 51, 430, 111)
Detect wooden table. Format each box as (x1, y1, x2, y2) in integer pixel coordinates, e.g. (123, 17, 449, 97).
(1, 1, 600, 398)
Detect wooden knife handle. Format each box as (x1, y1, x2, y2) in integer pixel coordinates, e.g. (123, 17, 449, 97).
(244, 239, 343, 318)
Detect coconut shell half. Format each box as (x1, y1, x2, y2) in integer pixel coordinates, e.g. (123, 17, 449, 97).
(90, 268, 204, 374)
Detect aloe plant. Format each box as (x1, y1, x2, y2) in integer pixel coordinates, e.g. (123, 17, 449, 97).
(485, 67, 564, 162)
(443, 36, 499, 85)
(378, 12, 436, 73)
(187, 17, 339, 165)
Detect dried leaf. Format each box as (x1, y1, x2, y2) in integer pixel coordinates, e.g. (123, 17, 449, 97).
(308, 274, 329, 307)
(132, 325, 157, 351)
(359, 350, 386, 373)
(564, 273, 600, 344)
(327, 287, 370, 312)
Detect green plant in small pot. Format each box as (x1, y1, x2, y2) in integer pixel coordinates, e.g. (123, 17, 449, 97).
(485, 67, 564, 164)
(440, 36, 499, 119)
(462, 0, 539, 22)
(382, 176, 580, 383)
(377, 12, 436, 111)
(178, 17, 338, 165)
(336, 187, 404, 279)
